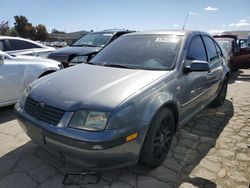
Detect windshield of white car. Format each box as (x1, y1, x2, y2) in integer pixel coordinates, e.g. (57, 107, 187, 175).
(72, 32, 113, 47)
(90, 34, 183, 70)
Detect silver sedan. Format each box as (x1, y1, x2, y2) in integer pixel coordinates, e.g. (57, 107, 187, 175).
(15, 30, 229, 169)
(0, 50, 61, 107)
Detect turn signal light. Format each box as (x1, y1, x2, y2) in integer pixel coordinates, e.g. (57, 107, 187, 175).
(126, 133, 138, 142)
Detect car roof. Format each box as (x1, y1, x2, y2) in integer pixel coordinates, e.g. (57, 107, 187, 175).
(93, 29, 135, 34)
(124, 30, 209, 36)
(0, 36, 51, 48)
(0, 35, 36, 41)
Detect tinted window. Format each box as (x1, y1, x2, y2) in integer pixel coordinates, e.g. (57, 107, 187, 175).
(187, 36, 207, 61)
(0, 40, 6, 51)
(8, 39, 41, 51)
(202, 36, 218, 61)
(91, 34, 183, 70)
(214, 41, 223, 56)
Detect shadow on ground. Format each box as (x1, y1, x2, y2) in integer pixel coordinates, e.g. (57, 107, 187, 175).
(0, 100, 234, 188)
(229, 69, 250, 84)
(125, 99, 234, 188)
(0, 105, 15, 124)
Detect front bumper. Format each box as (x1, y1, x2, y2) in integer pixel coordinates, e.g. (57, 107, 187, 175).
(14, 103, 148, 169)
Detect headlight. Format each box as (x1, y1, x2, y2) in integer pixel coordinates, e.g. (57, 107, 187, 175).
(19, 85, 32, 108)
(69, 110, 110, 131)
(58, 63, 64, 69)
(69, 56, 88, 66)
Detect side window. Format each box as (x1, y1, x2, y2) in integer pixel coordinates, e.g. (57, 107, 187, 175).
(202, 36, 218, 61)
(8, 39, 41, 51)
(0, 40, 6, 51)
(214, 41, 223, 57)
(239, 39, 248, 49)
(187, 36, 207, 61)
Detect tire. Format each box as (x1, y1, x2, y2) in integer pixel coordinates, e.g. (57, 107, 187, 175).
(140, 108, 175, 168)
(210, 78, 228, 107)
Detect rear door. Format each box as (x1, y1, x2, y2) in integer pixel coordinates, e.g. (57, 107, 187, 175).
(202, 35, 224, 98)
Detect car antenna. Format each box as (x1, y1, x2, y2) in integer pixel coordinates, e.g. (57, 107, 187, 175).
(182, 12, 189, 30)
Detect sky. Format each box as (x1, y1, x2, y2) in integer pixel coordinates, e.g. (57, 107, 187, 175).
(1, 0, 250, 33)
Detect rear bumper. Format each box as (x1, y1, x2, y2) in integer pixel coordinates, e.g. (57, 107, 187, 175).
(14, 103, 148, 169)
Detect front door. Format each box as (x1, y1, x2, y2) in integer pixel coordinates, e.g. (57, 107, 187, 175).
(0, 56, 24, 105)
(180, 35, 209, 118)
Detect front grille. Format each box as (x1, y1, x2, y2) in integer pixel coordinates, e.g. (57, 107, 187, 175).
(49, 55, 68, 63)
(24, 97, 64, 125)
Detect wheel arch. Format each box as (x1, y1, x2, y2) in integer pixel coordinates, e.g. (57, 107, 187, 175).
(148, 101, 180, 133)
(38, 70, 56, 78)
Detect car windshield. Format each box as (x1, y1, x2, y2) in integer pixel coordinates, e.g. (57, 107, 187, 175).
(90, 34, 182, 70)
(216, 39, 232, 53)
(72, 32, 113, 47)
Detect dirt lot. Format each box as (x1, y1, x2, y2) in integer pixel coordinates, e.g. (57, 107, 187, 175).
(0, 70, 249, 188)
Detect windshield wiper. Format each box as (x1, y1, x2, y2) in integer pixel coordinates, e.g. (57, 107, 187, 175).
(73, 44, 97, 47)
(85, 62, 94, 64)
(102, 63, 137, 69)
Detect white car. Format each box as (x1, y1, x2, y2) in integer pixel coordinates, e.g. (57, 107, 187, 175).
(0, 50, 62, 107)
(0, 36, 55, 58)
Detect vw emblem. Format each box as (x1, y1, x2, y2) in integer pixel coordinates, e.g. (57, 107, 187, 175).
(34, 103, 44, 118)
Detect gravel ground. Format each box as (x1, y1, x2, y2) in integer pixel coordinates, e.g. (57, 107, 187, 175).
(0, 70, 249, 188)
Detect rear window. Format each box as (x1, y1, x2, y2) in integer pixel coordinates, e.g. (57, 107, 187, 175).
(91, 34, 183, 70)
(216, 39, 232, 53)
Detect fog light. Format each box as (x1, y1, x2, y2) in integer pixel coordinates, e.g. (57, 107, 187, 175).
(126, 133, 138, 142)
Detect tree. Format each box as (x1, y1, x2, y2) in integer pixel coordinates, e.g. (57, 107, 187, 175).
(0, 21, 10, 35)
(10, 29, 18, 37)
(14, 15, 35, 39)
(35, 24, 48, 41)
(51, 28, 65, 34)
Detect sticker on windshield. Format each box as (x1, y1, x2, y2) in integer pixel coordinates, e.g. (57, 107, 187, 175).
(155, 37, 179, 43)
(103, 34, 113, 36)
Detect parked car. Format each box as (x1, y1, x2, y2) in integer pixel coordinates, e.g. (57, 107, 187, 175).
(0, 50, 62, 107)
(47, 29, 135, 67)
(0, 36, 55, 58)
(15, 30, 229, 169)
(214, 33, 250, 70)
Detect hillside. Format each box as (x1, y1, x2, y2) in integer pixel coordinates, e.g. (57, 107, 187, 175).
(230, 30, 250, 38)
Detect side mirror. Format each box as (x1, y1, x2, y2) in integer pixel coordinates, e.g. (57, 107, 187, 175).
(184, 60, 210, 73)
(0, 55, 4, 65)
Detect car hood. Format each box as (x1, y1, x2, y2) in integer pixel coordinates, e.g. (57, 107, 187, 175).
(12, 55, 61, 66)
(29, 64, 167, 112)
(48, 46, 101, 57)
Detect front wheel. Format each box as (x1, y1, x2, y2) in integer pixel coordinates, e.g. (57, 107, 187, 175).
(140, 108, 175, 168)
(210, 78, 228, 107)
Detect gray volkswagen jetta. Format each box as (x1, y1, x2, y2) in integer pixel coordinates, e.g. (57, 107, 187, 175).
(15, 30, 229, 169)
